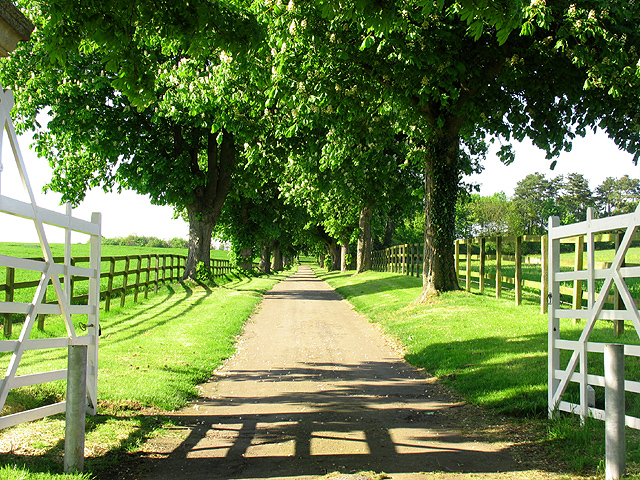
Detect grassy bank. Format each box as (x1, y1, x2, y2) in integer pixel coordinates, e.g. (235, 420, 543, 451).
(314, 267, 640, 477)
(0, 268, 290, 479)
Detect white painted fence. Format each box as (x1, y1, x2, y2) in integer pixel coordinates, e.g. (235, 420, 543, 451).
(0, 84, 101, 429)
(548, 206, 640, 428)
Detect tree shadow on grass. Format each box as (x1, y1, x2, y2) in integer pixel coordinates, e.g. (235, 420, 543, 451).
(0, 405, 171, 479)
(405, 332, 549, 418)
(317, 271, 423, 299)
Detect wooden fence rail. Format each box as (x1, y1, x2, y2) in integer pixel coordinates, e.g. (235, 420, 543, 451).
(1, 254, 232, 336)
(372, 232, 640, 314)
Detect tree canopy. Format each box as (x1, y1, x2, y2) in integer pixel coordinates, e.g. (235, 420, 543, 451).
(459, 173, 638, 238)
(3, 0, 640, 297)
(262, 0, 640, 297)
(2, 0, 268, 279)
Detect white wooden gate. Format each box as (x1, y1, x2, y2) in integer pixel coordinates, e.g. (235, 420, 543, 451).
(548, 206, 640, 428)
(0, 84, 101, 429)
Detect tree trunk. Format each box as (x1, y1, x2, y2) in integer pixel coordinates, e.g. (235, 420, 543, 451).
(356, 204, 373, 274)
(327, 240, 340, 271)
(239, 248, 253, 270)
(182, 129, 236, 280)
(259, 242, 272, 274)
(271, 244, 283, 271)
(316, 224, 340, 270)
(184, 206, 216, 279)
(340, 242, 350, 273)
(418, 122, 462, 300)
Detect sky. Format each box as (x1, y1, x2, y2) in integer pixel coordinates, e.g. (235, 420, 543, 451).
(469, 130, 638, 196)
(0, 129, 189, 244)
(0, 127, 638, 244)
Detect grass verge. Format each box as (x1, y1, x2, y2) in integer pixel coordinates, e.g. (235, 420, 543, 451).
(314, 267, 640, 478)
(0, 268, 291, 479)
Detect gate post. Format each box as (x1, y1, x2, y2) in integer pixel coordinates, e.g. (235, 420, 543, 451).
(515, 235, 522, 306)
(541, 234, 549, 314)
(496, 236, 502, 299)
(605, 343, 626, 480)
(548, 217, 561, 418)
(64, 344, 87, 473)
(465, 238, 471, 292)
(479, 237, 486, 294)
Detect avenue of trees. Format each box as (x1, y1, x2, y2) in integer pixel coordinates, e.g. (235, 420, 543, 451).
(3, 1, 640, 299)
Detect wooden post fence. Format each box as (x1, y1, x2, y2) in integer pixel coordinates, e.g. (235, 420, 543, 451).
(465, 238, 472, 292)
(573, 235, 585, 313)
(614, 232, 625, 336)
(1, 254, 234, 335)
(370, 232, 640, 310)
(541, 235, 549, 314)
(496, 236, 502, 299)
(479, 237, 486, 294)
(515, 235, 522, 306)
(121, 256, 130, 308)
(3, 267, 14, 337)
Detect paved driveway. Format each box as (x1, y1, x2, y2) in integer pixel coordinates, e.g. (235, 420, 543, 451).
(137, 265, 516, 480)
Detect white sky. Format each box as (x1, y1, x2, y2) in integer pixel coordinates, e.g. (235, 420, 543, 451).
(468, 130, 638, 197)
(0, 129, 189, 243)
(0, 127, 638, 244)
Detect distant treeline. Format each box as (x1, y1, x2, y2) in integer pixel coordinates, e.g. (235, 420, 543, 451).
(102, 235, 188, 249)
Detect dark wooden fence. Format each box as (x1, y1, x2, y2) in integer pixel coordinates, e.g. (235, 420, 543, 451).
(1, 254, 232, 336)
(372, 232, 638, 314)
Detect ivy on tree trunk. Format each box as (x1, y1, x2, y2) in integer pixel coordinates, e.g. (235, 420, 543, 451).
(328, 240, 340, 271)
(271, 243, 283, 271)
(419, 120, 462, 300)
(259, 241, 272, 273)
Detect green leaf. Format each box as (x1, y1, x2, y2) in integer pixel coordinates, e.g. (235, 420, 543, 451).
(469, 19, 484, 40)
(497, 27, 511, 45)
(520, 21, 533, 37)
(359, 35, 376, 51)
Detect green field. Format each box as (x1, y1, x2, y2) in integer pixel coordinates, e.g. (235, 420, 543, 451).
(4, 255, 640, 477)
